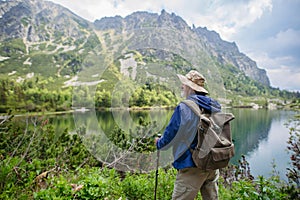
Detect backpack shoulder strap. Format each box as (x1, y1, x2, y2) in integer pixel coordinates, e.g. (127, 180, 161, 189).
(181, 99, 207, 152)
(182, 99, 202, 116)
(182, 99, 211, 128)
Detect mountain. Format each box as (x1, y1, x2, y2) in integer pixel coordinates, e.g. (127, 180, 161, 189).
(0, 0, 99, 80)
(3, 0, 294, 113)
(193, 27, 270, 85)
(94, 9, 270, 86)
(0, 0, 269, 84)
(0, 0, 92, 42)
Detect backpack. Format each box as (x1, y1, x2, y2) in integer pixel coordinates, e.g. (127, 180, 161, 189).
(182, 100, 235, 170)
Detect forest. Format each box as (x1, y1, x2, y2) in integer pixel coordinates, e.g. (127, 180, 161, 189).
(0, 68, 299, 114)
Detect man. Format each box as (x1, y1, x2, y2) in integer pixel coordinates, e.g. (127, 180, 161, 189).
(155, 70, 221, 200)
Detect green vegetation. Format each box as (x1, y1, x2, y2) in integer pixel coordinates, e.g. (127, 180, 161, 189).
(0, 42, 298, 123)
(0, 78, 72, 113)
(1, 7, 299, 199)
(0, 40, 299, 114)
(0, 54, 181, 113)
(219, 63, 299, 105)
(0, 114, 299, 199)
(0, 39, 26, 57)
(286, 116, 300, 188)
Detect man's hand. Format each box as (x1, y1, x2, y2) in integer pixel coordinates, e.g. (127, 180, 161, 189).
(154, 137, 160, 145)
(154, 134, 161, 145)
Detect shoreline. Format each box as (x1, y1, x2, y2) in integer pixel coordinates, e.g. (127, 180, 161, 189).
(0, 104, 298, 119)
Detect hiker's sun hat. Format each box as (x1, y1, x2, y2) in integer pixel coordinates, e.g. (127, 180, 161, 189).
(177, 70, 208, 94)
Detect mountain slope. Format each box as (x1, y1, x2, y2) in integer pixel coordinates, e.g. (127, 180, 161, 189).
(2, 0, 296, 113)
(94, 9, 270, 86)
(194, 27, 270, 85)
(0, 0, 91, 42)
(0, 0, 99, 80)
(0, 0, 269, 87)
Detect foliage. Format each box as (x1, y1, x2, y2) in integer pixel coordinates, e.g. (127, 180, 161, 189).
(286, 115, 300, 188)
(1, 114, 300, 199)
(0, 39, 26, 57)
(1, 44, 299, 113)
(108, 118, 158, 153)
(0, 115, 100, 199)
(32, 167, 175, 200)
(0, 68, 179, 113)
(219, 157, 298, 200)
(219, 63, 300, 103)
(0, 78, 72, 113)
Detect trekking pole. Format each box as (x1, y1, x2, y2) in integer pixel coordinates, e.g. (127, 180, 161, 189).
(154, 134, 161, 200)
(154, 149, 160, 200)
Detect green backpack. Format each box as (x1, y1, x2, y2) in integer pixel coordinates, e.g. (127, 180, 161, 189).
(182, 100, 235, 170)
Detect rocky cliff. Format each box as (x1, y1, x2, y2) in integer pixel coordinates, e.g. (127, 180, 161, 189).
(194, 27, 270, 85)
(1, 0, 93, 41)
(94, 10, 270, 86)
(0, 0, 270, 86)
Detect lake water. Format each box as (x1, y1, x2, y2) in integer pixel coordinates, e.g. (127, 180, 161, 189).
(227, 108, 297, 181)
(28, 108, 298, 180)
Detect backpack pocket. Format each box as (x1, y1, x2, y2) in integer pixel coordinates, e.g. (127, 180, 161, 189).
(192, 144, 235, 170)
(211, 144, 235, 161)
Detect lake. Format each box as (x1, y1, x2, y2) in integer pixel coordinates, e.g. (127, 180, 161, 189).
(228, 108, 296, 181)
(24, 108, 298, 180)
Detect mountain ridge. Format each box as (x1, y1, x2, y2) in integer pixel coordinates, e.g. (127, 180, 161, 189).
(1, 0, 299, 113)
(0, 0, 270, 88)
(94, 9, 270, 85)
(0, 0, 92, 42)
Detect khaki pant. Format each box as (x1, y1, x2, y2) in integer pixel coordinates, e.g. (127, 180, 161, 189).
(172, 168, 219, 200)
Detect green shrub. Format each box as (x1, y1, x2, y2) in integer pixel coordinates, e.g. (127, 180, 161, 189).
(1, 114, 300, 199)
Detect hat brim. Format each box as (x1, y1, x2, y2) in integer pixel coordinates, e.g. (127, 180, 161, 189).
(177, 74, 208, 94)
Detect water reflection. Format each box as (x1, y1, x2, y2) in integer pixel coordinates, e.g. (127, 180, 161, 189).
(22, 108, 297, 178)
(232, 109, 296, 181)
(229, 108, 273, 164)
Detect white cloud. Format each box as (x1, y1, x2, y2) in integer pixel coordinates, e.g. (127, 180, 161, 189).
(248, 51, 300, 91)
(51, 0, 163, 21)
(250, 52, 295, 70)
(188, 0, 272, 40)
(267, 29, 300, 50)
(50, 0, 273, 41)
(50, 0, 117, 20)
(268, 67, 300, 91)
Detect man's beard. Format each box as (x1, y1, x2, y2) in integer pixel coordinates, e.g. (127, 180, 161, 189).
(181, 90, 186, 98)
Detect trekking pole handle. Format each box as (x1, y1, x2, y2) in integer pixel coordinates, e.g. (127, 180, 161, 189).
(154, 134, 161, 146)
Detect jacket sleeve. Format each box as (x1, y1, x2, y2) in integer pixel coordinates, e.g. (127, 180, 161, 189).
(156, 105, 181, 150)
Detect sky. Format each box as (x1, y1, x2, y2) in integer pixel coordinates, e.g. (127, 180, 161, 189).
(49, 0, 300, 92)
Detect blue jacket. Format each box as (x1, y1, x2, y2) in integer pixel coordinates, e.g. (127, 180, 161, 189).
(156, 94, 221, 169)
